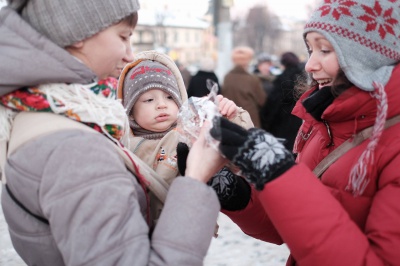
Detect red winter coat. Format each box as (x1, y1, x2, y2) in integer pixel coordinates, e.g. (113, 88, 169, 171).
(223, 64, 400, 266)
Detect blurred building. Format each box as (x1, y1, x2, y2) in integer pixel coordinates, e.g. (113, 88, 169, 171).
(231, 5, 309, 63)
(132, 9, 217, 68)
(276, 18, 308, 62)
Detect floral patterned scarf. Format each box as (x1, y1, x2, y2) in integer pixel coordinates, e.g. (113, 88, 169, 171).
(0, 78, 130, 145)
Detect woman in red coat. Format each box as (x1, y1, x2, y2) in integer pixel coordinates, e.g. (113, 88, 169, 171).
(193, 0, 400, 265)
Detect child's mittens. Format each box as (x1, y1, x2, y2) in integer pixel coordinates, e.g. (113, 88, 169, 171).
(176, 142, 190, 176)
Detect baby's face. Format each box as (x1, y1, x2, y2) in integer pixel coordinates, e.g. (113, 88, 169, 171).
(132, 89, 179, 132)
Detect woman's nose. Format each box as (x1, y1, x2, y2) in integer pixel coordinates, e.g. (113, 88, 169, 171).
(124, 46, 134, 62)
(305, 53, 319, 73)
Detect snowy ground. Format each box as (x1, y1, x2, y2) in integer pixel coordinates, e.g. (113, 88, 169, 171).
(1, 188, 289, 265)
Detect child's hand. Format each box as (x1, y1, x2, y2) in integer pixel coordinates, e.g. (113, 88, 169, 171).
(216, 95, 238, 120)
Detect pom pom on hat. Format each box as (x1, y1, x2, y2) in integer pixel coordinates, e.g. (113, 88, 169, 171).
(304, 0, 399, 91)
(15, 0, 140, 47)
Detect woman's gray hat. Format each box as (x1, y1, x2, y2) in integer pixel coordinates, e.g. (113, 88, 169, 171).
(7, 0, 140, 47)
(304, 0, 399, 91)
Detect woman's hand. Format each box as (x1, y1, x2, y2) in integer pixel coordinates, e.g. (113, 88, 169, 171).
(210, 117, 295, 190)
(186, 121, 227, 183)
(216, 95, 238, 120)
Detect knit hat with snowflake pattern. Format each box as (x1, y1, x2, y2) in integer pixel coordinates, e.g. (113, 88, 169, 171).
(304, 0, 400, 196)
(304, 0, 399, 91)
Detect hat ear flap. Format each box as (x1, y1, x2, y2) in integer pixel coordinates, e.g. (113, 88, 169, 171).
(117, 59, 145, 103)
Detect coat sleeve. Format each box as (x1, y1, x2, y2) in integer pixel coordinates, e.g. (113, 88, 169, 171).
(258, 163, 398, 265)
(252, 76, 267, 108)
(39, 131, 219, 266)
(222, 185, 283, 245)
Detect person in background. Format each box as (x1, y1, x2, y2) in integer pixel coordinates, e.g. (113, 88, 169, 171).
(187, 57, 220, 98)
(175, 60, 192, 90)
(193, 0, 400, 265)
(255, 52, 276, 132)
(222, 46, 266, 128)
(261, 51, 303, 151)
(0, 1, 225, 265)
(254, 52, 275, 96)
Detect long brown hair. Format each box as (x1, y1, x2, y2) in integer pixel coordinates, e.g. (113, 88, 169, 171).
(295, 69, 353, 98)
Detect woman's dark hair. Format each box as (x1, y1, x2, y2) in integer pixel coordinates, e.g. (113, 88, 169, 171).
(295, 69, 353, 98)
(280, 52, 300, 68)
(121, 12, 138, 28)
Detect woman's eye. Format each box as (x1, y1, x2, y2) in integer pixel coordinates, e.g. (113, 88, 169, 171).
(167, 95, 174, 100)
(307, 49, 313, 56)
(321, 49, 331, 54)
(144, 98, 153, 103)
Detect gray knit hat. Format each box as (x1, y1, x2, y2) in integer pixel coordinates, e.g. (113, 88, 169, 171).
(9, 0, 140, 47)
(122, 60, 182, 118)
(304, 0, 400, 91)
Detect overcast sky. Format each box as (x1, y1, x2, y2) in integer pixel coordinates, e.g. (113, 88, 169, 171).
(146, 0, 316, 20)
(0, 0, 317, 21)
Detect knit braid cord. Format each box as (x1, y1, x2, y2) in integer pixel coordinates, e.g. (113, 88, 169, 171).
(347, 82, 388, 196)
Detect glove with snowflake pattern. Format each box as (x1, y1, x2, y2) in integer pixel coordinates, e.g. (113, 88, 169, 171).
(177, 142, 251, 210)
(208, 167, 251, 211)
(210, 117, 295, 190)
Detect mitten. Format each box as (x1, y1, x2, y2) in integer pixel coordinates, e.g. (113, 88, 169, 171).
(208, 167, 251, 211)
(176, 142, 190, 175)
(210, 117, 295, 190)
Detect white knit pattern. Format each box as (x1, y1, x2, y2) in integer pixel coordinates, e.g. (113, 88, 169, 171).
(0, 105, 17, 141)
(0, 83, 130, 147)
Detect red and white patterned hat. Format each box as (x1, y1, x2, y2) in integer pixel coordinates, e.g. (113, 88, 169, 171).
(304, 0, 399, 91)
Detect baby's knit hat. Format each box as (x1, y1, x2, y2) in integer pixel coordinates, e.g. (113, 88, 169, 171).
(118, 51, 187, 138)
(8, 0, 140, 47)
(304, 0, 399, 91)
(121, 60, 182, 119)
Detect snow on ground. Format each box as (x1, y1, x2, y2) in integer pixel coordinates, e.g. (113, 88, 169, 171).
(204, 213, 289, 266)
(1, 188, 289, 265)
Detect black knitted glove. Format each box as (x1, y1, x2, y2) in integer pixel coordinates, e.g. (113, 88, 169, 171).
(176, 142, 190, 176)
(208, 167, 251, 211)
(177, 141, 250, 210)
(210, 117, 295, 190)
